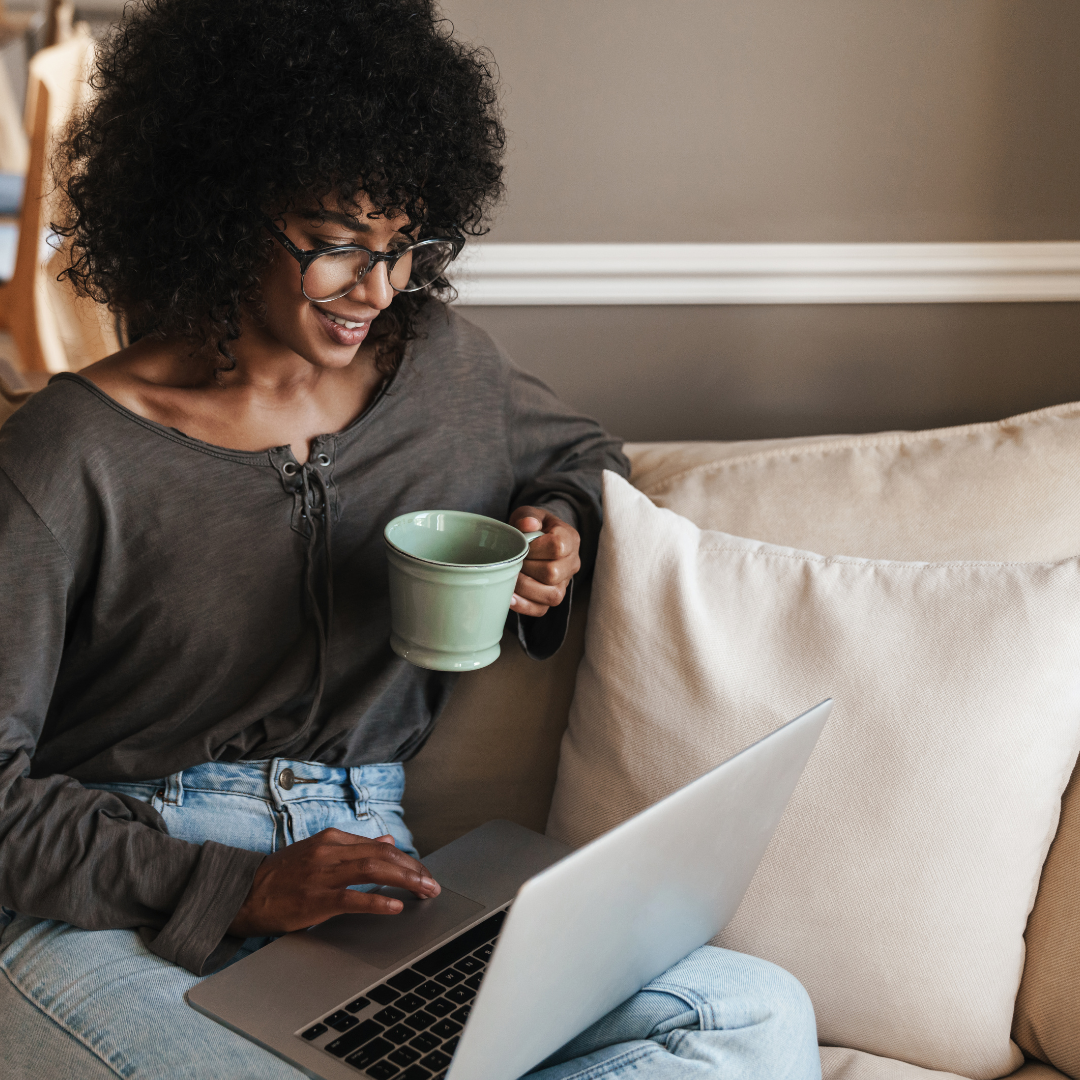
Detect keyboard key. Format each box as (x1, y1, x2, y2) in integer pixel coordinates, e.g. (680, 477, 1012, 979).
(442, 1036, 460, 1055)
(409, 1032, 440, 1054)
(326, 1019, 385, 1058)
(430, 1019, 462, 1040)
(324, 1010, 357, 1031)
(449, 1005, 472, 1024)
(346, 996, 372, 1013)
(420, 1051, 452, 1072)
(367, 1063, 400, 1080)
(454, 956, 483, 975)
(426, 998, 454, 1018)
(404, 1009, 436, 1031)
(387, 970, 426, 993)
(369, 984, 402, 1006)
(415, 981, 443, 1001)
(399, 1067, 432, 1080)
(345, 1037, 393, 1069)
(389, 1046, 421, 1067)
(374, 1006, 407, 1026)
(412, 911, 507, 977)
(396, 993, 425, 1013)
(464, 972, 483, 991)
(385, 1024, 415, 1045)
(473, 944, 494, 962)
(444, 985, 474, 1005)
(434, 969, 464, 988)
(301, 1023, 327, 1041)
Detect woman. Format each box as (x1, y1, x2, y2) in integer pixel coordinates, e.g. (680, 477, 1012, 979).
(0, 2, 820, 1078)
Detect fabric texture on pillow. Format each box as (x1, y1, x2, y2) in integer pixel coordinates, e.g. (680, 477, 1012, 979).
(630, 400, 1080, 563)
(820, 1048, 1067, 1080)
(1012, 760, 1080, 1079)
(820, 1046, 971, 1079)
(547, 472, 1080, 1080)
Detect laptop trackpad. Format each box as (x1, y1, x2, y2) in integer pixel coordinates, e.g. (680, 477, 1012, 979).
(306, 887, 485, 970)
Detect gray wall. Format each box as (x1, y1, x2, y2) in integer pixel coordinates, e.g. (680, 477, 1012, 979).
(443, 0, 1080, 440)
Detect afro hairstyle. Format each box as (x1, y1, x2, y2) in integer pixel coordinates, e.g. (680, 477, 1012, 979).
(53, 0, 506, 372)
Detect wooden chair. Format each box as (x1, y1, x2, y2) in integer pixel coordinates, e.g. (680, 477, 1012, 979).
(0, 82, 53, 372)
(0, 30, 119, 374)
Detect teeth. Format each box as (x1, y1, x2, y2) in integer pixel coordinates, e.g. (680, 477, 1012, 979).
(327, 314, 365, 329)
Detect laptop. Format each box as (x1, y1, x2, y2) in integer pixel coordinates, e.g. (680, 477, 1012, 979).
(187, 699, 832, 1080)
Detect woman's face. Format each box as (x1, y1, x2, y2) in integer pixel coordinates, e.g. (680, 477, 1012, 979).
(255, 196, 415, 369)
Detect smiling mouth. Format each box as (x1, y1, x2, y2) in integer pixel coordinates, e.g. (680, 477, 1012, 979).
(324, 312, 368, 330)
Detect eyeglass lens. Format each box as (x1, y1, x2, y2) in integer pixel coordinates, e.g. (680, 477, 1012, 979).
(303, 240, 457, 301)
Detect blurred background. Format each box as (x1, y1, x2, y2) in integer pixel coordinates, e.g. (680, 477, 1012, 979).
(3, 0, 1080, 440)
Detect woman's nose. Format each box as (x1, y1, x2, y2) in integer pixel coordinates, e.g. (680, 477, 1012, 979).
(349, 259, 395, 310)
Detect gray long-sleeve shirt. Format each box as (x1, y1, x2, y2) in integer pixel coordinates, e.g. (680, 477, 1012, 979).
(0, 306, 629, 975)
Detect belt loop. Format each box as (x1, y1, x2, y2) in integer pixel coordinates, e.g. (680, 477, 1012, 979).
(163, 770, 185, 807)
(348, 767, 370, 820)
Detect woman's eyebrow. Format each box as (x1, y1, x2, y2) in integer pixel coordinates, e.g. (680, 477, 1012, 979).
(300, 210, 371, 232)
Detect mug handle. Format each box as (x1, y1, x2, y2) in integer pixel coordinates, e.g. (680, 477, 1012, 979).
(521, 530, 543, 544)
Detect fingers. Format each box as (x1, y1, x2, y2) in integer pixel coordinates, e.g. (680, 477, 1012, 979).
(514, 515, 543, 534)
(308, 830, 440, 898)
(511, 571, 565, 617)
(506, 508, 581, 617)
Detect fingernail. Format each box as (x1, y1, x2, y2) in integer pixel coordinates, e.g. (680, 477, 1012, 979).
(421, 876, 438, 893)
(389, 899, 403, 912)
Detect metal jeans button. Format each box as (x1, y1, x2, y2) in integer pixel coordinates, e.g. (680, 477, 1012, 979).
(278, 768, 295, 790)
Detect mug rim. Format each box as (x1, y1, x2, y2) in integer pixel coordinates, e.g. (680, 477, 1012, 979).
(383, 509, 531, 569)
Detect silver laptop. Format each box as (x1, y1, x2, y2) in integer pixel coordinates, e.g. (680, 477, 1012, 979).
(188, 700, 832, 1080)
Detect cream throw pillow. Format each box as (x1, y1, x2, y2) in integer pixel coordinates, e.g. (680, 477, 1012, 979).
(547, 472, 1080, 1080)
(629, 400, 1080, 563)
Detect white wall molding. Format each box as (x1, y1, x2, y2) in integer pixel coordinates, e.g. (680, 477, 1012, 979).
(449, 241, 1080, 305)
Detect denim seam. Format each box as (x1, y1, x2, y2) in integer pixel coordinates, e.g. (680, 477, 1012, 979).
(171, 788, 275, 803)
(640, 985, 709, 1032)
(1, 962, 128, 1079)
(550, 1043, 661, 1080)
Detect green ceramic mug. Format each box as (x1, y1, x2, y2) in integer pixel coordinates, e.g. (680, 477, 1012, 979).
(383, 510, 543, 672)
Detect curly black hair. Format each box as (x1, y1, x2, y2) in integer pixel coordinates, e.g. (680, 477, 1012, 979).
(54, 0, 505, 373)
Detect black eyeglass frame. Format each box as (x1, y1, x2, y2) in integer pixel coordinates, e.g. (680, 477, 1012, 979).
(263, 215, 465, 302)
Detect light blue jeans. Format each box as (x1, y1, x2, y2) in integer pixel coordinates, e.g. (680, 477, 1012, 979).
(0, 759, 821, 1080)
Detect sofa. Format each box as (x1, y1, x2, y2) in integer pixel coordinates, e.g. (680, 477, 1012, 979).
(404, 415, 1080, 1080)
(3, 373, 1077, 1080)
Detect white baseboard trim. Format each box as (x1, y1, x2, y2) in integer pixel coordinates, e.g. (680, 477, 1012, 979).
(449, 241, 1080, 305)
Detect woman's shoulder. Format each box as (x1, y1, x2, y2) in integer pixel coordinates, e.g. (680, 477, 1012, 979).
(0, 373, 120, 458)
(0, 373, 137, 520)
(411, 302, 512, 376)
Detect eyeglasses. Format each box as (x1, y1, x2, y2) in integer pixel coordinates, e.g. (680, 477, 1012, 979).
(263, 216, 464, 302)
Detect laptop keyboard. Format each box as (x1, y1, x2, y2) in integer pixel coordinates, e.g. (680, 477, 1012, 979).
(297, 908, 506, 1079)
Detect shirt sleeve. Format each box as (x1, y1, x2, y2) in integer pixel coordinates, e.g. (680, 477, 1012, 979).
(505, 362, 630, 659)
(0, 466, 263, 975)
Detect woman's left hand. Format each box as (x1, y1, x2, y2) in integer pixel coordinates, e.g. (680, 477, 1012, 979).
(508, 506, 581, 617)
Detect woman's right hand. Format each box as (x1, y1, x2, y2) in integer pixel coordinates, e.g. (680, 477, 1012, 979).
(228, 829, 441, 938)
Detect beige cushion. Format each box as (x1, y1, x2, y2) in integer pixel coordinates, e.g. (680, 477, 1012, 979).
(821, 1047, 972, 1079)
(821, 1049, 1068, 1080)
(402, 596, 589, 857)
(631, 401, 1080, 563)
(628, 406, 1080, 1076)
(1013, 758, 1080, 1079)
(547, 472, 1080, 1079)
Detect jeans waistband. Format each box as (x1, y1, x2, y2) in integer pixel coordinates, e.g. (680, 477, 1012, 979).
(149, 758, 404, 809)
